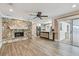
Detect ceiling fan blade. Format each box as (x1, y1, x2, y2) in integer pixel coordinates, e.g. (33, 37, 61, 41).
(39, 17, 42, 20)
(33, 17, 37, 19)
(41, 15, 48, 17)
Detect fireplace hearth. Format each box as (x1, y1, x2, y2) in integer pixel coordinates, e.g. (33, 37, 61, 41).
(15, 32, 24, 37)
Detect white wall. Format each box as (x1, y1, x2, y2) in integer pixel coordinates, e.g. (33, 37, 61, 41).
(0, 18, 2, 48)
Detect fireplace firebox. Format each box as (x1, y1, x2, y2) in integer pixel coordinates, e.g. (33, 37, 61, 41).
(15, 32, 24, 37)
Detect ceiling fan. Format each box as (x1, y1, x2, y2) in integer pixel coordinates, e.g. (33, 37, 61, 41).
(30, 12, 48, 20)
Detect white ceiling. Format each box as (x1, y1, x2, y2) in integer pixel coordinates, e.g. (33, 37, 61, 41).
(0, 3, 79, 23)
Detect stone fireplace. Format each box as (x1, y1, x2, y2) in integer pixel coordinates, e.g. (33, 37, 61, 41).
(12, 29, 25, 38)
(11, 29, 29, 39)
(2, 18, 32, 43)
(15, 32, 24, 37)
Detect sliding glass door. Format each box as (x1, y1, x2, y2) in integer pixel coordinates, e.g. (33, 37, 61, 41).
(73, 19, 79, 47)
(59, 18, 79, 47)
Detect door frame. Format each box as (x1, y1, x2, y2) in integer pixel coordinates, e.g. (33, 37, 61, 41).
(57, 18, 79, 46)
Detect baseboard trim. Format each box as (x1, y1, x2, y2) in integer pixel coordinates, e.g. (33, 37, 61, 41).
(3, 38, 28, 44)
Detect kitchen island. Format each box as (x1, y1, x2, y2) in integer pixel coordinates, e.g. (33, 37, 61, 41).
(40, 32, 49, 39)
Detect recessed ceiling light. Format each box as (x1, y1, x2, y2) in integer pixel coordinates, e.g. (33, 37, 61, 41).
(72, 4, 77, 8)
(9, 9, 13, 12)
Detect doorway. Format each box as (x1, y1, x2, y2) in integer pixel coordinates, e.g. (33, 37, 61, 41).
(59, 18, 79, 47)
(58, 20, 72, 45)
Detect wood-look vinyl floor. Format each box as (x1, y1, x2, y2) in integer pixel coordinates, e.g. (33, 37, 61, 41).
(0, 37, 79, 56)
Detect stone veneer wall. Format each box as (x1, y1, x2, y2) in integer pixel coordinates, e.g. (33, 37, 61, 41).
(2, 18, 32, 43)
(0, 19, 2, 48)
(32, 22, 37, 37)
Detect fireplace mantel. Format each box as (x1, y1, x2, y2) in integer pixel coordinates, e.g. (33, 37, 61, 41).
(9, 26, 28, 29)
